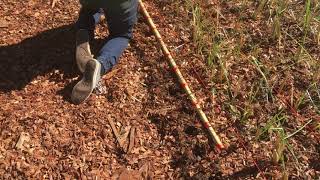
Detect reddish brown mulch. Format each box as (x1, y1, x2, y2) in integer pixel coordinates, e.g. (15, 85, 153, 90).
(0, 0, 319, 179)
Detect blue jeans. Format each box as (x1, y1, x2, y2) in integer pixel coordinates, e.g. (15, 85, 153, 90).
(76, 0, 138, 74)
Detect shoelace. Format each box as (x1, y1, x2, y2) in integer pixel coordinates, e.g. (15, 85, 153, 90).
(94, 80, 107, 95)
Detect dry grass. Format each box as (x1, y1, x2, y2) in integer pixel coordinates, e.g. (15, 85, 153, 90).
(181, 0, 320, 178)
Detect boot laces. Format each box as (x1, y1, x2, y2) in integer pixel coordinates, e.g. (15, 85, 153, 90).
(94, 80, 107, 95)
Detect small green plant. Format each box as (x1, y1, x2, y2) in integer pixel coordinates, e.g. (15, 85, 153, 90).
(239, 84, 259, 123)
(272, 0, 287, 40)
(272, 131, 286, 164)
(294, 0, 312, 60)
(186, 0, 232, 99)
(191, 5, 204, 54)
(256, 109, 286, 140)
(254, 0, 268, 18)
(302, 0, 312, 42)
(267, 123, 289, 178)
(251, 56, 273, 102)
(306, 83, 320, 113)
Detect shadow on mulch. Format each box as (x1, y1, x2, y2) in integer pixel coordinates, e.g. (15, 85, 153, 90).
(310, 143, 320, 171)
(0, 24, 107, 102)
(56, 80, 78, 103)
(0, 24, 78, 92)
(310, 158, 320, 172)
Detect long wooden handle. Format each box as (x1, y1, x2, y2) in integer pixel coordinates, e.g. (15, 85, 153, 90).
(138, 0, 224, 149)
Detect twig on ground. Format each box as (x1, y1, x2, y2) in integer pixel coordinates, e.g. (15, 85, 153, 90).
(284, 119, 313, 140)
(128, 127, 136, 153)
(119, 126, 131, 152)
(108, 118, 123, 148)
(51, 0, 59, 8)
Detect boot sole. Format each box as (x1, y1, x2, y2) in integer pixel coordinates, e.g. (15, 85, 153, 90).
(71, 60, 101, 104)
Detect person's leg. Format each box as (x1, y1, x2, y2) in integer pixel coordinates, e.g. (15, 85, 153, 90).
(75, 7, 98, 73)
(97, 0, 138, 74)
(71, 1, 138, 104)
(72, 7, 101, 104)
(76, 6, 98, 38)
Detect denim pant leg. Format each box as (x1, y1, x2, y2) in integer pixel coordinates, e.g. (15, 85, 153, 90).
(97, 0, 138, 74)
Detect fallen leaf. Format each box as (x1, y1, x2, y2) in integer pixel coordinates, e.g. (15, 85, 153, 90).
(16, 132, 34, 154)
(127, 127, 136, 153)
(119, 169, 140, 180)
(119, 126, 131, 152)
(0, 19, 9, 28)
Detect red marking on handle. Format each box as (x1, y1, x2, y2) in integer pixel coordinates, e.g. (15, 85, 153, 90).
(172, 66, 178, 73)
(215, 143, 225, 150)
(203, 122, 211, 129)
(139, 0, 224, 152)
(191, 100, 198, 107)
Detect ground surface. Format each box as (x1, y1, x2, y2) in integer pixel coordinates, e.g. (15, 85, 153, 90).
(0, 0, 319, 179)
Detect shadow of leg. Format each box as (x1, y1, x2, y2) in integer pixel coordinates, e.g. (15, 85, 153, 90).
(0, 24, 78, 92)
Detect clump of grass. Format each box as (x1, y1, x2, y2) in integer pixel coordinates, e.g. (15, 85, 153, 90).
(256, 109, 286, 140)
(272, 1, 287, 40)
(272, 131, 286, 164)
(257, 111, 290, 177)
(180, 0, 320, 178)
(302, 0, 312, 42)
(186, 0, 233, 99)
(297, 0, 312, 59)
(251, 56, 273, 102)
(254, 0, 268, 18)
(257, 111, 294, 178)
(186, 0, 219, 64)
